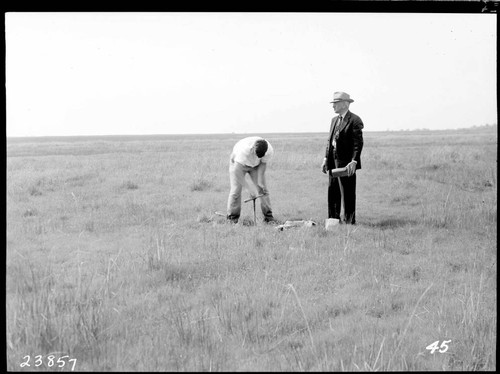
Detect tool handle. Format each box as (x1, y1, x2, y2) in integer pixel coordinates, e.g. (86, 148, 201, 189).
(244, 194, 266, 203)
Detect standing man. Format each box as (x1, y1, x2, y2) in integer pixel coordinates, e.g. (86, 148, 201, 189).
(227, 136, 275, 224)
(321, 92, 364, 224)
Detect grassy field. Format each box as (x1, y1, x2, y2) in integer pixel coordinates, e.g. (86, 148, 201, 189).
(6, 126, 497, 371)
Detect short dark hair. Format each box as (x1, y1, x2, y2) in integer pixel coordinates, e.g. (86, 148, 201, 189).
(255, 139, 268, 158)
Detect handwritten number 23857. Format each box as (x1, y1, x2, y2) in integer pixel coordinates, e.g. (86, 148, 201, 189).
(20, 355, 77, 370)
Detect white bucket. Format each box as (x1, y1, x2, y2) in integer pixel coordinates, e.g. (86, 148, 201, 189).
(325, 218, 340, 231)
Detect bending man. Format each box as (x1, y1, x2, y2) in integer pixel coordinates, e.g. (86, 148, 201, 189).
(227, 136, 275, 224)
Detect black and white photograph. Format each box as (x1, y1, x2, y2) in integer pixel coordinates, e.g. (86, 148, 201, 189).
(5, 8, 497, 371)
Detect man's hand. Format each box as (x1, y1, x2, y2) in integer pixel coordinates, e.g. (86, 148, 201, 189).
(321, 159, 328, 174)
(346, 160, 357, 176)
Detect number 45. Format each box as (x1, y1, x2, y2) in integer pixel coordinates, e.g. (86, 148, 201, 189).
(426, 340, 451, 354)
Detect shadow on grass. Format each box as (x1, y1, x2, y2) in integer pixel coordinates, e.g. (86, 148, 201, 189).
(362, 217, 418, 229)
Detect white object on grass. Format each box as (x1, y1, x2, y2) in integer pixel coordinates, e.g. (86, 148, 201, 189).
(325, 218, 340, 231)
(275, 220, 317, 231)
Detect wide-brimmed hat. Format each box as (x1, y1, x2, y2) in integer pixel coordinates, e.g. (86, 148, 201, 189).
(330, 91, 354, 103)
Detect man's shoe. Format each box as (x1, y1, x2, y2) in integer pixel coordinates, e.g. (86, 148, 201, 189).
(226, 215, 239, 224)
(264, 217, 281, 225)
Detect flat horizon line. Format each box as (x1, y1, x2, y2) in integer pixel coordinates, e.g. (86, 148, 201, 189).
(5, 124, 497, 140)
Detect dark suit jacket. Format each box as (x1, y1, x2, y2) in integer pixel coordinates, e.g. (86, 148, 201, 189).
(325, 110, 364, 170)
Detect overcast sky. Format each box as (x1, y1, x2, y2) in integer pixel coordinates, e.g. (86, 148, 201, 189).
(5, 12, 497, 137)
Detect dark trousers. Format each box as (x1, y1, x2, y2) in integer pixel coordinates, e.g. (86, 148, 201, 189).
(328, 171, 356, 224)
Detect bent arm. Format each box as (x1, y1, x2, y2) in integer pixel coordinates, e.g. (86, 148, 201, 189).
(351, 118, 364, 162)
(257, 162, 268, 192)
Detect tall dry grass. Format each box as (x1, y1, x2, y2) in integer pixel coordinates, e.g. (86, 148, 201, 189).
(6, 127, 496, 371)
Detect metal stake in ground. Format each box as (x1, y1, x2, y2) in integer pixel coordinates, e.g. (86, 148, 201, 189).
(244, 194, 265, 225)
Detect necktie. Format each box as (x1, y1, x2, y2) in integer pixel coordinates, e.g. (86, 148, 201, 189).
(332, 116, 342, 147)
(336, 116, 343, 133)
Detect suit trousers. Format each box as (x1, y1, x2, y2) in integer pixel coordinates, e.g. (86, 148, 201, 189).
(227, 160, 273, 221)
(328, 170, 356, 224)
